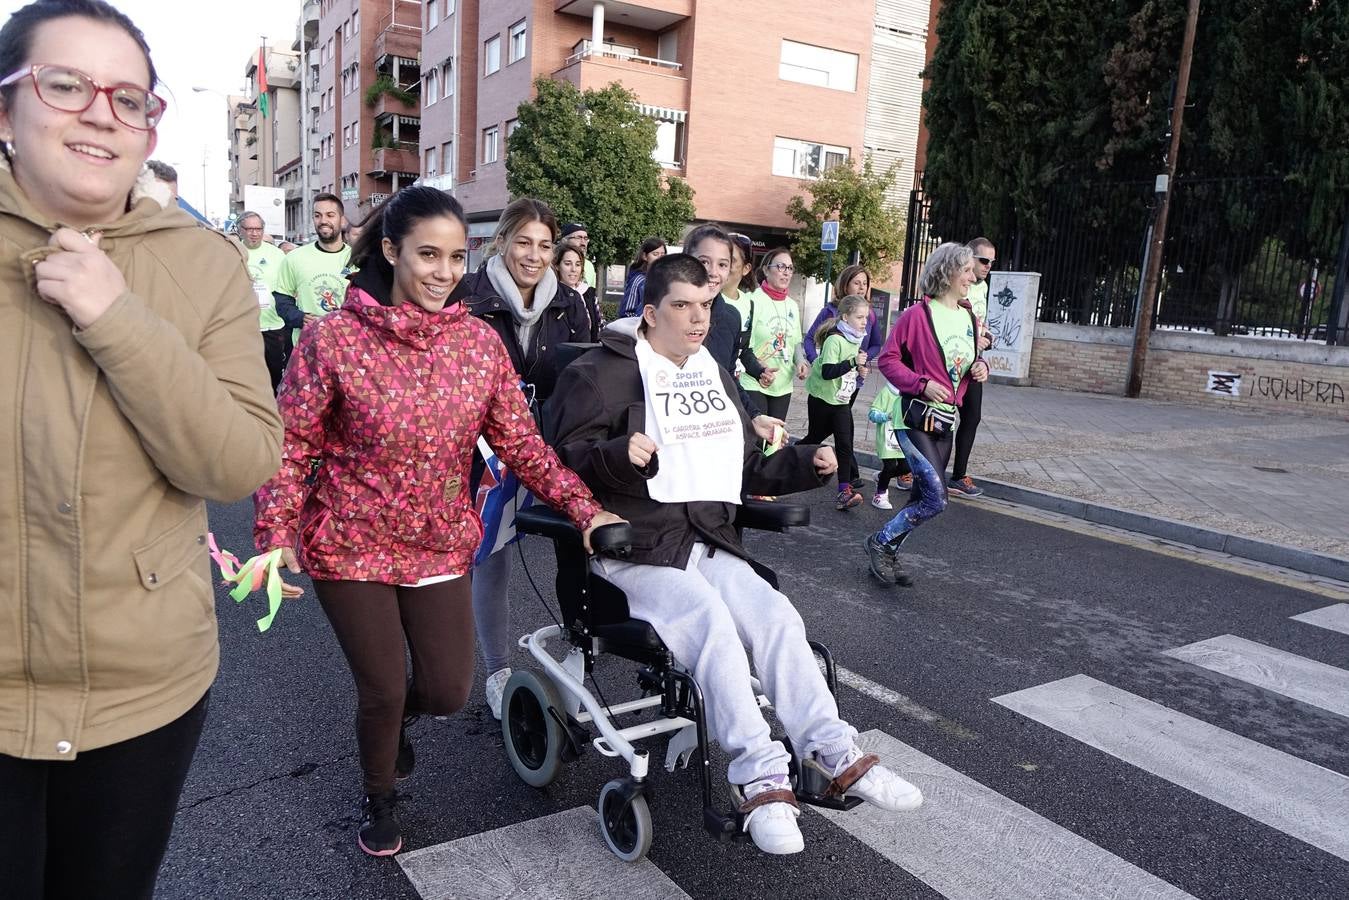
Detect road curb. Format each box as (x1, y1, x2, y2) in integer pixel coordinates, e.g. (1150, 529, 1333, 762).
(853, 449, 1349, 582)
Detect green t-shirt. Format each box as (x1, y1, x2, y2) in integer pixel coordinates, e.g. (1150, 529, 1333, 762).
(928, 301, 977, 413)
(737, 291, 801, 398)
(248, 241, 288, 332)
(805, 331, 860, 405)
(275, 242, 355, 341)
(724, 289, 753, 331)
(967, 280, 989, 321)
(869, 383, 906, 459)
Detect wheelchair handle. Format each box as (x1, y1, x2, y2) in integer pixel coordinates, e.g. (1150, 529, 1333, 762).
(590, 522, 635, 559)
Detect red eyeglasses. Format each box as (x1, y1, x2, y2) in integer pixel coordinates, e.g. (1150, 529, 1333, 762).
(0, 64, 165, 131)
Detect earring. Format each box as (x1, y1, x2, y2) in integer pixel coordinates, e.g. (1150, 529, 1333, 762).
(1, 138, 15, 159)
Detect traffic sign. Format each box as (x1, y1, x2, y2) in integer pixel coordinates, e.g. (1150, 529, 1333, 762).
(821, 220, 840, 251)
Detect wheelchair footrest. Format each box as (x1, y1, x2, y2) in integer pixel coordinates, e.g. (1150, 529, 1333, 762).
(703, 806, 740, 843)
(794, 790, 864, 811)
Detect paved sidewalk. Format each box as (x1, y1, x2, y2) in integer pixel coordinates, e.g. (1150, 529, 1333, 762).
(779, 378, 1349, 565)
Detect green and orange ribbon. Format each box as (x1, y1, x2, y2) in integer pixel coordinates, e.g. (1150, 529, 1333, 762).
(207, 533, 287, 632)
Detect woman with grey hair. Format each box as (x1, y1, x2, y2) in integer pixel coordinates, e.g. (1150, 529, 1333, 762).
(865, 242, 989, 586)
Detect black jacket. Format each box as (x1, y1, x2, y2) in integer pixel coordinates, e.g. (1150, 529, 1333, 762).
(544, 329, 826, 568)
(704, 294, 762, 417)
(454, 266, 594, 401)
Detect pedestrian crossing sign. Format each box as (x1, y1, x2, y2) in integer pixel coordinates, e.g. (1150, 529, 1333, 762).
(821, 220, 840, 251)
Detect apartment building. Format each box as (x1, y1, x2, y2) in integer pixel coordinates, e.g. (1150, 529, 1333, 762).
(418, 0, 880, 258)
(309, 0, 424, 223)
(227, 47, 301, 215)
(865, 0, 930, 209)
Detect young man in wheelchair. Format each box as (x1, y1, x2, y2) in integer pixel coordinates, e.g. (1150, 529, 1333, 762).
(546, 254, 923, 855)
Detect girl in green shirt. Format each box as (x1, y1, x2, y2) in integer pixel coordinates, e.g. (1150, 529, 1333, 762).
(802, 295, 870, 509)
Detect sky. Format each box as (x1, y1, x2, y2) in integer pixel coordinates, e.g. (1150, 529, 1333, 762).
(0, 0, 306, 222)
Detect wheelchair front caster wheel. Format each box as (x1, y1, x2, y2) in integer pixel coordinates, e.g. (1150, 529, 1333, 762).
(598, 779, 652, 862)
(502, 668, 566, 788)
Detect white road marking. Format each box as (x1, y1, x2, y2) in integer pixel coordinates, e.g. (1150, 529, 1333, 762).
(1163, 634, 1349, 718)
(836, 665, 980, 741)
(1292, 603, 1349, 637)
(993, 674, 1349, 862)
(813, 729, 1195, 900)
(398, 806, 690, 900)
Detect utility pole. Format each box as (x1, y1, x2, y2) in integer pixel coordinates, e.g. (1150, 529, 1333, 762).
(1126, 0, 1200, 398)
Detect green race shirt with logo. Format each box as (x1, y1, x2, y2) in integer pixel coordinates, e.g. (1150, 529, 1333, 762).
(967, 280, 989, 321)
(737, 293, 801, 398)
(248, 241, 288, 332)
(928, 301, 976, 413)
(275, 242, 355, 342)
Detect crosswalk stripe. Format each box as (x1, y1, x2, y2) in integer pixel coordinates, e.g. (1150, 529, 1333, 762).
(813, 729, 1195, 899)
(836, 665, 980, 741)
(992, 674, 1349, 863)
(397, 806, 690, 900)
(1163, 634, 1349, 718)
(1292, 603, 1349, 637)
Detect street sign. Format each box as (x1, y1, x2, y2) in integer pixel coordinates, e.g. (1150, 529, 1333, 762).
(821, 220, 840, 251)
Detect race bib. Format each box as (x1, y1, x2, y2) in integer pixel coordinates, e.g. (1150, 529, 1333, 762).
(885, 426, 901, 451)
(835, 369, 858, 403)
(647, 369, 739, 445)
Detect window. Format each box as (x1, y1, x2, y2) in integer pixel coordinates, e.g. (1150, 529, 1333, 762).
(442, 61, 454, 96)
(424, 147, 437, 175)
(657, 30, 678, 64)
(342, 124, 350, 147)
(428, 0, 439, 29)
(425, 68, 438, 105)
(484, 35, 501, 75)
(482, 125, 499, 164)
(508, 20, 527, 64)
(771, 137, 849, 179)
(653, 121, 682, 166)
(506, 118, 519, 138)
(353, 15, 358, 34)
(441, 141, 453, 176)
(343, 18, 351, 42)
(778, 40, 858, 92)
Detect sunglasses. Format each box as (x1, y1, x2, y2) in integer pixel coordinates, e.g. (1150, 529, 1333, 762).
(0, 64, 165, 131)
(975, 256, 995, 266)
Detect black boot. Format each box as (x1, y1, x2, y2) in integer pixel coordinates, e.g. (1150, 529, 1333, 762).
(358, 790, 402, 857)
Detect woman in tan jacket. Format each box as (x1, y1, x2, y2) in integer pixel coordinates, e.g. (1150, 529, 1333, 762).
(0, 2, 282, 898)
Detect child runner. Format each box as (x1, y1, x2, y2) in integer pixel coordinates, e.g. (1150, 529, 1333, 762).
(867, 376, 913, 508)
(254, 187, 621, 857)
(801, 295, 871, 510)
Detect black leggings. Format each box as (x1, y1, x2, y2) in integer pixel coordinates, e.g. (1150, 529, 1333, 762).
(315, 577, 476, 795)
(743, 389, 791, 421)
(0, 691, 209, 900)
(262, 327, 292, 395)
(802, 395, 858, 489)
(876, 457, 912, 491)
(951, 379, 983, 480)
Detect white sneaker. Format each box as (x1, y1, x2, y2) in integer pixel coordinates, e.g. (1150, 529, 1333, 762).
(485, 667, 512, 721)
(871, 492, 893, 510)
(824, 746, 923, 812)
(737, 776, 804, 855)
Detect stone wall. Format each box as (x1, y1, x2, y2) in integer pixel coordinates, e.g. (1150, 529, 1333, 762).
(1023, 323, 1349, 419)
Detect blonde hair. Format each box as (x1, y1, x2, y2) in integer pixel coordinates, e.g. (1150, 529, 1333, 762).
(814, 294, 868, 351)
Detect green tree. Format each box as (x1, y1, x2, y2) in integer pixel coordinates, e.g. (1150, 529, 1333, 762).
(784, 156, 907, 281)
(506, 78, 695, 271)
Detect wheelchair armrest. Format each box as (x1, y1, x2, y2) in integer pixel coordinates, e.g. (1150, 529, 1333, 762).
(514, 506, 635, 558)
(735, 498, 810, 532)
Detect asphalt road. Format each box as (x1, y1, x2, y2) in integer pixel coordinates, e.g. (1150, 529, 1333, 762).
(156, 489, 1349, 899)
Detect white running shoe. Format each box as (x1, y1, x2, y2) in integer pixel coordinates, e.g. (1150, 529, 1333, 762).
(825, 746, 923, 812)
(871, 491, 893, 510)
(485, 667, 512, 721)
(737, 776, 804, 855)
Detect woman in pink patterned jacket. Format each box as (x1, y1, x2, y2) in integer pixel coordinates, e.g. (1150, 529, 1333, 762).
(253, 186, 620, 857)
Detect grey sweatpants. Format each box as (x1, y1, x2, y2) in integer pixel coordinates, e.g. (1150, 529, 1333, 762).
(594, 543, 855, 785)
(472, 548, 513, 676)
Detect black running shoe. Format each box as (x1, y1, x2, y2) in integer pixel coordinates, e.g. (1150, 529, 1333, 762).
(358, 790, 402, 857)
(866, 534, 899, 584)
(395, 715, 416, 782)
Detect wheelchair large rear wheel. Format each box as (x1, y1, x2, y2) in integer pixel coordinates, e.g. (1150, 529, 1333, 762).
(598, 779, 653, 863)
(502, 668, 567, 788)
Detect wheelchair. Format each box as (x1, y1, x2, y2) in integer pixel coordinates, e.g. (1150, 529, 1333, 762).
(502, 499, 860, 863)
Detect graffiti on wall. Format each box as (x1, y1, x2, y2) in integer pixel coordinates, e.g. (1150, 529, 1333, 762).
(1205, 370, 1346, 404)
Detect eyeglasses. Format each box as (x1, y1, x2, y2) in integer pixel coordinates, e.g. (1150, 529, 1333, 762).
(975, 256, 995, 266)
(0, 64, 166, 131)
(767, 263, 795, 274)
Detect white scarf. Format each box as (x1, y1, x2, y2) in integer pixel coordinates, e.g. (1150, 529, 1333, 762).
(634, 335, 743, 504)
(486, 253, 559, 352)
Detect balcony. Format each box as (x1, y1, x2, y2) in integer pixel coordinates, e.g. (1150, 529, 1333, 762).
(374, 15, 420, 71)
(553, 40, 688, 110)
(554, 0, 691, 30)
(369, 89, 420, 121)
(302, 0, 320, 42)
(421, 173, 455, 191)
(368, 144, 420, 178)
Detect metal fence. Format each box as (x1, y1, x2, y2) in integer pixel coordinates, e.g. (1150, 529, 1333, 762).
(902, 176, 1349, 345)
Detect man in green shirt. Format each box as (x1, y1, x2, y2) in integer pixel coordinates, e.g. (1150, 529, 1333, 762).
(274, 193, 355, 345)
(949, 237, 996, 497)
(237, 211, 289, 391)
